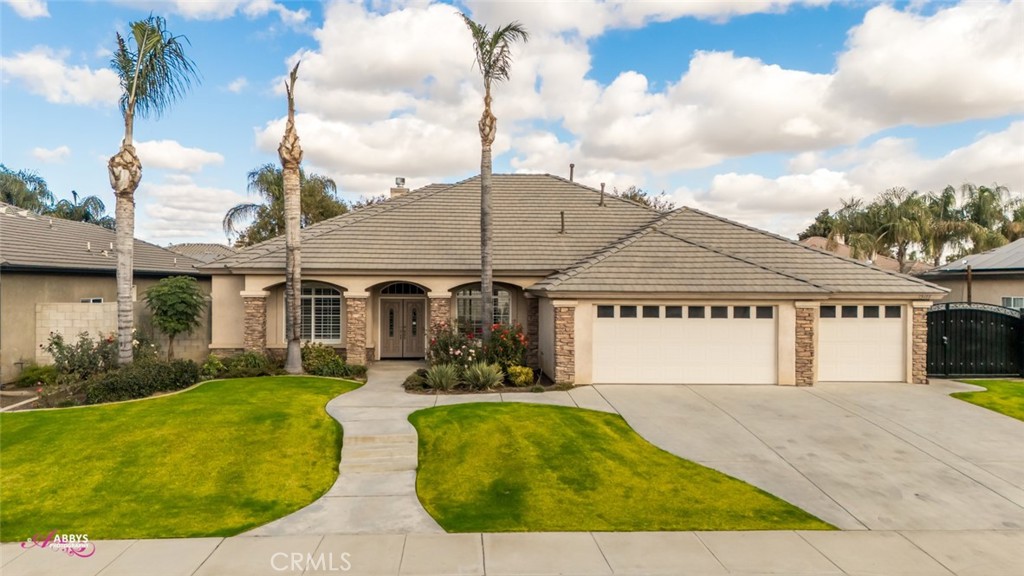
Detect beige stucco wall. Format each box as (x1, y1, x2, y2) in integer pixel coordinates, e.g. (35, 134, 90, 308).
(930, 276, 1024, 307)
(538, 298, 554, 377)
(210, 275, 245, 349)
(1, 272, 211, 383)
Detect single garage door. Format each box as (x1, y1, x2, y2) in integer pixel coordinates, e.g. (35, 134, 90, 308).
(819, 304, 905, 382)
(592, 304, 777, 384)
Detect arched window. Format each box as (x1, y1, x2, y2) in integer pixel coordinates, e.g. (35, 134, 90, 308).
(300, 284, 342, 343)
(455, 285, 511, 336)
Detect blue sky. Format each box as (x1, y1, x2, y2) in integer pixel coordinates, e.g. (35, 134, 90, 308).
(1, 0, 1021, 245)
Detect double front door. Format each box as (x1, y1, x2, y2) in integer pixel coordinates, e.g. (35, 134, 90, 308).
(380, 299, 426, 359)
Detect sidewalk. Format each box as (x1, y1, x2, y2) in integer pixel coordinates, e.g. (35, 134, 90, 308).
(3, 530, 1023, 575)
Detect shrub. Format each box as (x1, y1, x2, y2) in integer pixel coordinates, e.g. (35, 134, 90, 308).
(507, 365, 534, 388)
(425, 363, 461, 392)
(132, 330, 162, 362)
(301, 343, 347, 377)
(222, 351, 276, 378)
(428, 322, 481, 370)
(84, 359, 199, 404)
(404, 368, 429, 390)
(463, 362, 504, 391)
(200, 354, 226, 380)
(143, 276, 207, 359)
(11, 364, 58, 388)
(530, 385, 545, 393)
(44, 332, 117, 380)
(342, 363, 367, 379)
(485, 322, 528, 371)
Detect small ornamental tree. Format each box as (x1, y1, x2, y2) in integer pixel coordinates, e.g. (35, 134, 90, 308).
(144, 276, 206, 359)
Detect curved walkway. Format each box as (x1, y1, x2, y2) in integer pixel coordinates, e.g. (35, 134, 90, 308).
(247, 361, 614, 536)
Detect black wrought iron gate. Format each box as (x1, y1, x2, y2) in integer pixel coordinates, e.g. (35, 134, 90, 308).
(927, 302, 1023, 377)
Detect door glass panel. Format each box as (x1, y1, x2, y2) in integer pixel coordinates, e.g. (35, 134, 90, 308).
(388, 309, 395, 337)
(412, 308, 418, 336)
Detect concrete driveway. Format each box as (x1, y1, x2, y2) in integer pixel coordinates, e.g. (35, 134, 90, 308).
(598, 379, 1024, 531)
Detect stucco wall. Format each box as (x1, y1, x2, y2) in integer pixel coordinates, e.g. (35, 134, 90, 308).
(1, 272, 211, 383)
(538, 298, 554, 378)
(930, 276, 1024, 307)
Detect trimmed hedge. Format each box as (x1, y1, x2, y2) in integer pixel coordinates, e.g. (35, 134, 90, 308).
(84, 360, 200, 404)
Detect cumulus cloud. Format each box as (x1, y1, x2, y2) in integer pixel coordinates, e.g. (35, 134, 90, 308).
(113, 0, 308, 24)
(226, 76, 248, 93)
(678, 122, 1024, 239)
(3, 0, 48, 19)
(139, 175, 247, 242)
(32, 145, 71, 163)
(135, 140, 225, 173)
(0, 46, 119, 106)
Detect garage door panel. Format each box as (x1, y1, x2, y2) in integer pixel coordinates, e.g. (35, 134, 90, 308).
(819, 306, 904, 382)
(592, 306, 777, 384)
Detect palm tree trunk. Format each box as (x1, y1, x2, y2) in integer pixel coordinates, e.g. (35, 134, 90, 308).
(479, 86, 496, 342)
(280, 63, 304, 374)
(109, 134, 141, 366)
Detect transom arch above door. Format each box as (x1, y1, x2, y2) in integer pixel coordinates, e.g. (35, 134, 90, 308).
(380, 282, 426, 295)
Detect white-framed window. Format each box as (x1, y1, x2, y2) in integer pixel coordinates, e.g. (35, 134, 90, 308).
(300, 285, 342, 343)
(455, 285, 511, 335)
(1002, 297, 1024, 309)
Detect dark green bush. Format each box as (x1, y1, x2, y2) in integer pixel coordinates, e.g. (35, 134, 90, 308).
(222, 351, 276, 378)
(200, 354, 226, 380)
(301, 343, 347, 376)
(403, 368, 429, 390)
(342, 363, 367, 379)
(84, 359, 200, 404)
(11, 364, 58, 388)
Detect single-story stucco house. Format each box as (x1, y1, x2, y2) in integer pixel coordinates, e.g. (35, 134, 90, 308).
(202, 174, 947, 386)
(920, 238, 1024, 308)
(0, 202, 211, 383)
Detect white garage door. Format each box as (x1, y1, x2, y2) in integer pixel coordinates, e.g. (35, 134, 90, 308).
(819, 304, 905, 382)
(592, 304, 777, 384)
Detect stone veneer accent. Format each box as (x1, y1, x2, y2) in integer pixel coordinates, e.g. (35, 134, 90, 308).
(346, 296, 368, 364)
(553, 304, 575, 385)
(526, 298, 539, 369)
(912, 304, 929, 385)
(429, 295, 451, 330)
(795, 305, 816, 386)
(243, 295, 267, 351)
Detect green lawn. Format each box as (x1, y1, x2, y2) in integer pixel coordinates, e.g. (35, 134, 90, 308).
(0, 376, 360, 541)
(954, 379, 1024, 421)
(409, 403, 833, 532)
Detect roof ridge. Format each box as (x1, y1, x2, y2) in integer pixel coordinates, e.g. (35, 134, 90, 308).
(680, 206, 944, 291)
(535, 211, 676, 290)
(541, 173, 660, 213)
(655, 227, 829, 292)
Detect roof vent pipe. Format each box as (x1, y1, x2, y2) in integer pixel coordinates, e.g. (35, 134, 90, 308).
(86, 241, 91, 252)
(559, 211, 566, 234)
(569, 163, 575, 182)
(600, 183, 606, 206)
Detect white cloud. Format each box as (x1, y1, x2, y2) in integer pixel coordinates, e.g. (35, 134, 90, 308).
(226, 76, 248, 93)
(32, 145, 71, 163)
(114, 0, 307, 25)
(135, 140, 225, 173)
(0, 46, 119, 106)
(139, 175, 247, 242)
(3, 0, 49, 19)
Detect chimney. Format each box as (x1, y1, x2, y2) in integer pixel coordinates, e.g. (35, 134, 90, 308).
(390, 176, 408, 199)
(569, 163, 575, 182)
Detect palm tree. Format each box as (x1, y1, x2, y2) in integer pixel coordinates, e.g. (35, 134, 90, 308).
(461, 13, 528, 342)
(108, 16, 198, 365)
(874, 187, 927, 273)
(1, 165, 54, 212)
(223, 164, 343, 247)
(961, 184, 1011, 253)
(279, 63, 303, 374)
(50, 190, 116, 229)
(921, 186, 970, 266)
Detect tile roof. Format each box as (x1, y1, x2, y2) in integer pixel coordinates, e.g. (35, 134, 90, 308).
(0, 203, 204, 275)
(203, 174, 659, 273)
(168, 243, 237, 263)
(922, 238, 1024, 275)
(800, 236, 933, 275)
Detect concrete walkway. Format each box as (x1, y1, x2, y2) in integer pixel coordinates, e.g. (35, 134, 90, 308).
(4, 530, 1023, 575)
(248, 361, 615, 535)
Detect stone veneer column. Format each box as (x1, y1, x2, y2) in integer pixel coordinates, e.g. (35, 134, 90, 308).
(553, 301, 576, 385)
(794, 302, 817, 386)
(526, 297, 540, 369)
(346, 293, 368, 364)
(429, 294, 452, 331)
(241, 291, 269, 352)
(912, 301, 930, 385)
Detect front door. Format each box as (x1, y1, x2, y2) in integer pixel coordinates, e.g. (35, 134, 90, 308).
(380, 299, 426, 359)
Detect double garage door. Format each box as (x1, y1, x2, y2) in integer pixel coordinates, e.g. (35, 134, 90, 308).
(592, 304, 778, 384)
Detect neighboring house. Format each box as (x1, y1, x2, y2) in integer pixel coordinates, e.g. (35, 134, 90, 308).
(919, 239, 1024, 307)
(0, 203, 211, 383)
(800, 236, 933, 275)
(203, 174, 946, 386)
(168, 243, 237, 264)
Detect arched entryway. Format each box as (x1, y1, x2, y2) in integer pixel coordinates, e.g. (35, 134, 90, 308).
(379, 282, 426, 359)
